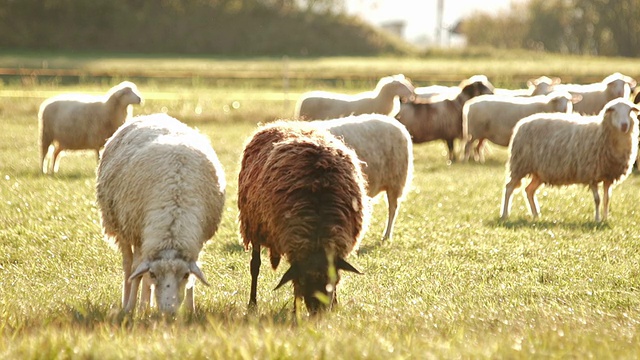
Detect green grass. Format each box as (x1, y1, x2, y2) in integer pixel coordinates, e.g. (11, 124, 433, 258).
(3, 54, 640, 359)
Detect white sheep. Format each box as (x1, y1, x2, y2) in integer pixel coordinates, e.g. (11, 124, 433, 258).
(493, 76, 561, 97)
(462, 91, 576, 162)
(39, 81, 143, 174)
(96, 113, 226, 315)
(295, 74, 415, 120)
(554, 72, 637, 114)
(312, 114, 413, 241)
(501, 98, 639, 222)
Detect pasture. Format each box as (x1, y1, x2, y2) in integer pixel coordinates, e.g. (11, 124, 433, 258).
(2, 53, 640, 358)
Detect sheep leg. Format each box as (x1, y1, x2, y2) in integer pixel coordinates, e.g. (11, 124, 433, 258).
(500, 176, 522, 220)
(138, 274, 152, 311)
(52, 146, 63, 174)
(524, 174, 543, 218)
(94, 149, 100, 164)
(463, 138, 473, 162)
(446, 139, 456, 163)
(589, 183, 609, 222)
(602, 181, 613, 222)
(121, 243, 133, 308)
(40, 139, 52, 174)
(125, 276, 141, 313)
(382, 191, 399, 241)
(249, 247, 261, 309)
(476, 138, 486, 163)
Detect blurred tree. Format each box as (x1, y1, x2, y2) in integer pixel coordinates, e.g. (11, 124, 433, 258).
(460, 0, 640, 57)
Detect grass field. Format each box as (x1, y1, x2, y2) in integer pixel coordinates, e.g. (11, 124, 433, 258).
(2, 53, 640, 359)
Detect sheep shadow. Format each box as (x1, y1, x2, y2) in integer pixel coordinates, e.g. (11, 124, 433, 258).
(488, 217, 611, 231)
(61, 298, 298, 329)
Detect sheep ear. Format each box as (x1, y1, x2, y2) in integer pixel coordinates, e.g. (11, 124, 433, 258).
(571, 94, 583, 104)
(274, 265, 297, 290)
(129, 261, 150, 282)
(337, 258, 362, 275)
(189, 262, 210, 286)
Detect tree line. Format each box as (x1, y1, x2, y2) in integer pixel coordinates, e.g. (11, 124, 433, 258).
(0, 0, 409, 56)
(460, 0, 640, 57)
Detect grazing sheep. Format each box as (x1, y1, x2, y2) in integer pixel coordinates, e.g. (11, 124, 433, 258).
(501, 98, 639, 222)
(462, 91, 575, 162)
(238, 120, 369, 314)
(313, 114, 413, 241)
(415, 75, 494, 101)
(295, 74, 415, 120)
(554, 72, 636, 114)
(395, 77, 494, 163)
(96, 113, 226, 315)
(39, 81, 143, 174)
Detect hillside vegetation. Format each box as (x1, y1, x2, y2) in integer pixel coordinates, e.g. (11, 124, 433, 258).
(0, 0, 414, 56)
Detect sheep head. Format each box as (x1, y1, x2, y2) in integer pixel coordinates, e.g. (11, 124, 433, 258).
(603, 99, 640, 134)
(274, 252, 361, 315)
(129, 251, 209, 315)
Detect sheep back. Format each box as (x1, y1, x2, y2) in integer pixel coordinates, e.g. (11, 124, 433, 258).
(313, 114, 413, 200)
(97, 113, 225, 261)
(238, 121, 369, 263)
(464, 91, 573, 147)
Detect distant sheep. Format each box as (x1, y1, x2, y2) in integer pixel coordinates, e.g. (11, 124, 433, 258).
(96, 113, 226, 315)
(396, 77, 494, 163)
(295, 74, 415, 120)
(501, 98, 639, 222)
(238, 120, 369, 314)
(313, 114, 413, 241)
(462, 91, 575, 162)
(493, 76, 561, 97)
(39, 81, 143, 174)
(415, 75, 494, 101)
(554, 72, 636, 114)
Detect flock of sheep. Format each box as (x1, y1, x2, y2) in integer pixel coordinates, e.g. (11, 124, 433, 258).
(36, 69, 640, 316)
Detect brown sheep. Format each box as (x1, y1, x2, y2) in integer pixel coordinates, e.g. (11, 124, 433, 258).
(395, 77, 494, 163)
(238, 120, 370, 315)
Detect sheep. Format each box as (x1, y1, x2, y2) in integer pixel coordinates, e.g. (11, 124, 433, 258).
(462, 91, 576, 162)
(39, 81, 143, 174)
(312, 114, 413, 241)
(493, 76, 561, 97)
(294, 74, 415, 120)
(415, 75, 493, 101)
(500, 98, 639, 222)
(96, 113, 226, 315)
(238, 120, 369, 315)
(395, 76, 494, 163)
(554, 72, 636, 114)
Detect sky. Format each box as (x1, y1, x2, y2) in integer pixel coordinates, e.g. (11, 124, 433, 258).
(346, 0, 516, 44)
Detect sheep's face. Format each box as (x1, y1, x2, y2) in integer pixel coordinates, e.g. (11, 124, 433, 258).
(386, 77, 416, 103)
(147, 259, 191, 315)
(606, 79, 630, 100)
(275, 254, 361, 315)
(551, 95, 572, 113)
(120, 87, 143, 106)
(605, 100, 638, 134)
(129, 257, 209, 315)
